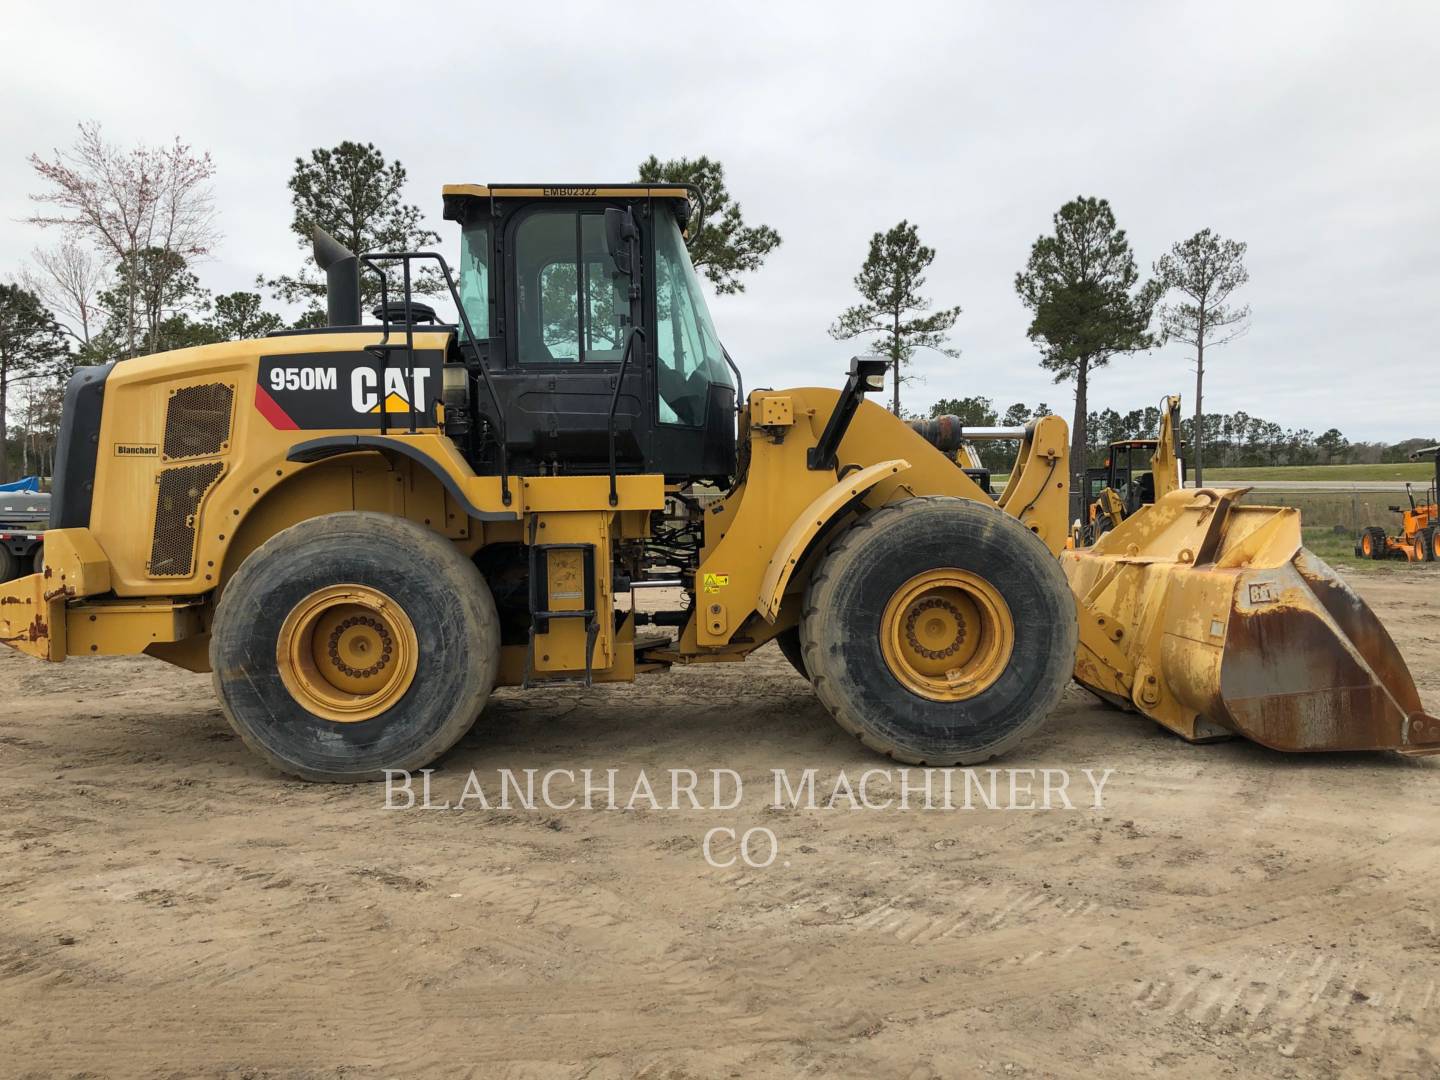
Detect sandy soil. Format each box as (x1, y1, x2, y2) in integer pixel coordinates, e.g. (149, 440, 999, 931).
(2, 567, 1438, 1078)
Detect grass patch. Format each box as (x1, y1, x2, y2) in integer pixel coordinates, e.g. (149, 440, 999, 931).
(1301, 525, 1371, 568)
(1204, 463, 1433, 483)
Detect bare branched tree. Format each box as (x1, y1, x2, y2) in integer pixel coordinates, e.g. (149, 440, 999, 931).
(28, 122, 219, 358)
(22, 241, 108, 359)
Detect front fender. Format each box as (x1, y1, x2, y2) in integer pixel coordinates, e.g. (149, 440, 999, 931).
(755, 459, 911, 622)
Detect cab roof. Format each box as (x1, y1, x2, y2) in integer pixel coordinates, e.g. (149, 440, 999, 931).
(441, 182, 694, 221)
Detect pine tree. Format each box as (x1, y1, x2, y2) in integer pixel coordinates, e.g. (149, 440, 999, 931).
(830, 221, 961, 415)
(0, 285, 69, 482)
(264, 142, 440, 318)
(1014, 196, 1160, 503)
(1154, 229, 1250, 484)
(637, 155, 781, 295)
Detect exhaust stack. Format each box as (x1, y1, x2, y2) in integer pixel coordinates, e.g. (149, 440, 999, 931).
(311, 226, 360, 327)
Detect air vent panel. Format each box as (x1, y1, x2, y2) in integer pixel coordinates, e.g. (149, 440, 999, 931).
(149, 461, 224, 577)
(163, 382, 234, 460)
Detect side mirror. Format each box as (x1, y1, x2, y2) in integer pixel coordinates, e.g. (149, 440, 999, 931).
(605, 207, 639, 275)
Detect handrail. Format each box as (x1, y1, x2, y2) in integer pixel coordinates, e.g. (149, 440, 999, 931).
(606, 327, 646, 507)
(720, 343, 744, 416)
(359, 251, 511, 506)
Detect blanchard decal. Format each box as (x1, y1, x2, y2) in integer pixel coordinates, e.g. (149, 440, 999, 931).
(256, 350, 444, 430)
(114, 443, 159, 457)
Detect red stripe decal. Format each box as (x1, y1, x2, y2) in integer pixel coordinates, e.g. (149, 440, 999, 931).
(254, 384, 298, 430)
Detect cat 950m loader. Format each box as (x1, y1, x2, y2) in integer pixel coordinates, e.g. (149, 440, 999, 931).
(0, 183, 1433, 779)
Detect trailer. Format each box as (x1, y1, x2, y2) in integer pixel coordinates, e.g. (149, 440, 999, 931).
(0, 487, 48, 583)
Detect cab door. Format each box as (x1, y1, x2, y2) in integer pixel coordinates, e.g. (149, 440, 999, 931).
(496, 203, 648, 474)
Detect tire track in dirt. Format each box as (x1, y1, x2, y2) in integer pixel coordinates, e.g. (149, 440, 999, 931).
(1133, 950, 1438, 1063)
(10, 828, 1437, 1072)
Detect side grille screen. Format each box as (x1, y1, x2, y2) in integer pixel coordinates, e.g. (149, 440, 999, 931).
(149, 462, 224, 577)
(163, 382, 234, 460)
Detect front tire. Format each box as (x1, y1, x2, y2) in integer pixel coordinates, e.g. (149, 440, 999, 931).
(801, 497, 1076, 765)
(210, 512, 500, 782)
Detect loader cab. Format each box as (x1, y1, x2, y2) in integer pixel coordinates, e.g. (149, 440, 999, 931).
(1082, 440, 1160, 544)
(1104, 440, 1158, 516)
(1082, 467, 1108, 508)
(440, 184, 737, 484)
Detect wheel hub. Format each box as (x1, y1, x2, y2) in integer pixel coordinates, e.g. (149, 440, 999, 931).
(277, 585, 418, 722)
(904, 596, 967, 660)
(327, 615, 395, 680)
(881, 569, 1015, 702)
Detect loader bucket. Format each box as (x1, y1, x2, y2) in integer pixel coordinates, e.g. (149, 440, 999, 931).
(1061, 487, 1440, 754)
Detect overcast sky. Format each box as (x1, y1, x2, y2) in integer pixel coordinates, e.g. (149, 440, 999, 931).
(4, 1, 1437, 440)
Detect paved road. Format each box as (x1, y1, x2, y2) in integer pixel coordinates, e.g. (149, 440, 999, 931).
(1187, 479, 1416, 493)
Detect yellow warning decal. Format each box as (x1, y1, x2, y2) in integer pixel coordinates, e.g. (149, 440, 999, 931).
(703, 573, 730, 593)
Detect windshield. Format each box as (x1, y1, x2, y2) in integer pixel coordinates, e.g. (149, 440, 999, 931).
(653, 213, 733, 425)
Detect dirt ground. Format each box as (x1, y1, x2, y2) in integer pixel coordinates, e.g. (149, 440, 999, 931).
(2, 568, 1438, 1079)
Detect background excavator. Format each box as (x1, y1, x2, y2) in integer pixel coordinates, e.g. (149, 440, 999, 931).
(0, 183, 1434, 779)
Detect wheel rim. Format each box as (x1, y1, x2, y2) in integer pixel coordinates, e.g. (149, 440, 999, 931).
(1362, 534, 1373, 556)
(1432, 532, 1440, 560)
(276, 585, 419, 722)
(880, 569, 1015, 702)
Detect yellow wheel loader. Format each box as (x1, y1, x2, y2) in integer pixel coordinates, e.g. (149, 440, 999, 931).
(0, 184, 1079, 781)
(0, 183, 1434, 778)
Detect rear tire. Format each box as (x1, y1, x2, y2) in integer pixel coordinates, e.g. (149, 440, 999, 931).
(1431, 528, 1440, 563)
(211, 512, 500, 782)
(801, 496, 1077, 765)
(30, 543, 43, 576)
(1360, 526, 1387, 561)
(0, 546, 15, 584)
(1417, 528, 1435, 563)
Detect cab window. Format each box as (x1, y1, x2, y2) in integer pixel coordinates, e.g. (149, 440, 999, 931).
(458, 222, 490, 337)
(514, 209, 626, 364)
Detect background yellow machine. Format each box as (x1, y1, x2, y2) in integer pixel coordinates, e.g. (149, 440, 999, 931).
(2, 184, 1434, 778)
(1073, 395, 1184, 546)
